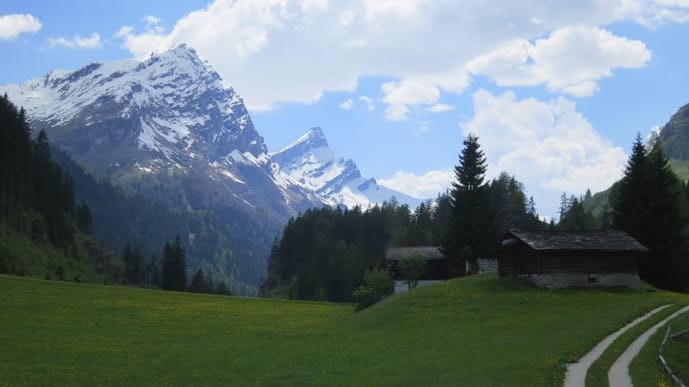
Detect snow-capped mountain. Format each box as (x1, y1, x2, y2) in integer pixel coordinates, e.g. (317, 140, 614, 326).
(1, 44, 324, 218)
(271, 127, 422, 209)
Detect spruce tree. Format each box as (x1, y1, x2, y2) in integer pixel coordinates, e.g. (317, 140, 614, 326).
(172, 235, 187, 291)
(613, 133, 647, 237)
(613, 135, 689, 291)
(161, 242, 175, 290)
(641, 144, 688, 290)
(189, 268, 207, 293)
(442, 134, 494, 276)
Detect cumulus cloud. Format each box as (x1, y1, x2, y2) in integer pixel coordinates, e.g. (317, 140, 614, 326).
(379, 170, 454, 199)
(467, 26, 651, 97)
(637, 0, 689, 25)
(48, 33, 102, 49)
(143, 15, 164, 33)
(359, 96, 375, 111)
(0, 13, 42, 40)
(339, 98, 354, 110)
(381, 79, 441, 120)
(113, 0, 657, 111)
(462, 89, 627, 215)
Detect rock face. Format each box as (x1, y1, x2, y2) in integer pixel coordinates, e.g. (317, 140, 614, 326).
(272, 127, 422, 209)
(658, 102, 689, 160)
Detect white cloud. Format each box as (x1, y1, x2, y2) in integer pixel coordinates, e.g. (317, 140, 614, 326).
(0, 13, 42, 40)
(359, 96, 375, 111)
(379, 170, 454, 199)
(143, 16, 164, 33)
(383, 104, 410, 121)
(381, 79, 440, 121)
(427, 103, 454, 113)
(462, 89, 627, 216)
(113, 0, 657, 111)
(654, 0, 689, 6)
(48, 33, 103, 49)
(339, 98, 354, 110)
(637, 0, 689, 25)
(467, 26, 651, 97)
(115, 26, 134, 38)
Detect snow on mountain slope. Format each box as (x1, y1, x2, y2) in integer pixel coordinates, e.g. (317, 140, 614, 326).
(271, 127, 422, 209)
(0, 44, 324, 218)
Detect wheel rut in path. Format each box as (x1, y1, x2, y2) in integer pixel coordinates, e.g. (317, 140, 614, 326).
(562, 304, 671, 387)
(608, 304, 689, 387)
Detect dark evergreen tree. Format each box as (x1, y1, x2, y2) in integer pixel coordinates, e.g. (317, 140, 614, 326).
(123, 242, 145, 285)
(558, 197, 596, 231)
(559, 192, 570, 223)
(613, 135, 689, 291)
(172, 235, 187, 291)
(216, 280, 230, 295)
(613, 133, 648, 237)
(442, 134, 494, 276)
(161, 241, 176, 291)
(189, 268, 209, 293)
(639, 144, 689, 290)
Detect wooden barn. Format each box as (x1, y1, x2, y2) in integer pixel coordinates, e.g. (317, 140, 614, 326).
(499, 230, 647, 289)
(385, 246, 449, 293)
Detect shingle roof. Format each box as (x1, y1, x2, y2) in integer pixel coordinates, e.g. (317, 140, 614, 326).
(504, 230, 648, 252)
(385, 246, 445, 260)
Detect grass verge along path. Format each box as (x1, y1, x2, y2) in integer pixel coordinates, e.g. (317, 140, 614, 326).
(662, 312, 689, 385)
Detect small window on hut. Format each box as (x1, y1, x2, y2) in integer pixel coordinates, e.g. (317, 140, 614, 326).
(587, 275, 597, 284)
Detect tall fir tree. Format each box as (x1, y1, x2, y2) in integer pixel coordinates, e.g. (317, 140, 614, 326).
(442, 134, 494, 276)
(172, 235, 187, 291)
(161, 238, 186, 292)
(123, 242, 145, 285)
(613, 135, 689, 291)
(613, 133, 648, 237)
(161, 241, 175, 290)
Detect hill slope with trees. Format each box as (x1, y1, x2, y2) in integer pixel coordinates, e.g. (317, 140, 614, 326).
(0, 94, 121, 282)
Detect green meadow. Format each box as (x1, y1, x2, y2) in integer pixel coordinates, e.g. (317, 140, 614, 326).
(1, 273, 687, 386)
(663, 313, 689, 384)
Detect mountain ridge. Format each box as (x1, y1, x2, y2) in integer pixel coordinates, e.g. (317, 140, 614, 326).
(0, 44, 324, 219)
(271, 126, 422, 209)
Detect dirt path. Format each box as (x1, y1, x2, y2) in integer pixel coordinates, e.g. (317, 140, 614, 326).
(562, 305, 671, 387)
(608, 304, 689, 387)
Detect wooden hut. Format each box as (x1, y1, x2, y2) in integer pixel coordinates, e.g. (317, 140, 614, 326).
(499, 230, 647, 289)
(385, 246, 449, 293)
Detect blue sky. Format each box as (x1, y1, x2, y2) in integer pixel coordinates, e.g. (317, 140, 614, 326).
(2, 0, 689, 218)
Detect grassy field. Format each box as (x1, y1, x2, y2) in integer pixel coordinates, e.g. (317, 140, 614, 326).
(1, 274, 688, 386)
(661, 312, 689, 384)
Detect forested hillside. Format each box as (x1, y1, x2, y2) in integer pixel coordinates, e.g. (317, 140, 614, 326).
(0, 94, 121, 282)
(53, 149, 276, 295)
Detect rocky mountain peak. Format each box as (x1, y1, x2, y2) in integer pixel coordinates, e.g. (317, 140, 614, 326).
(0, 44, 268, 170)
(272, 127, 421, 209)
